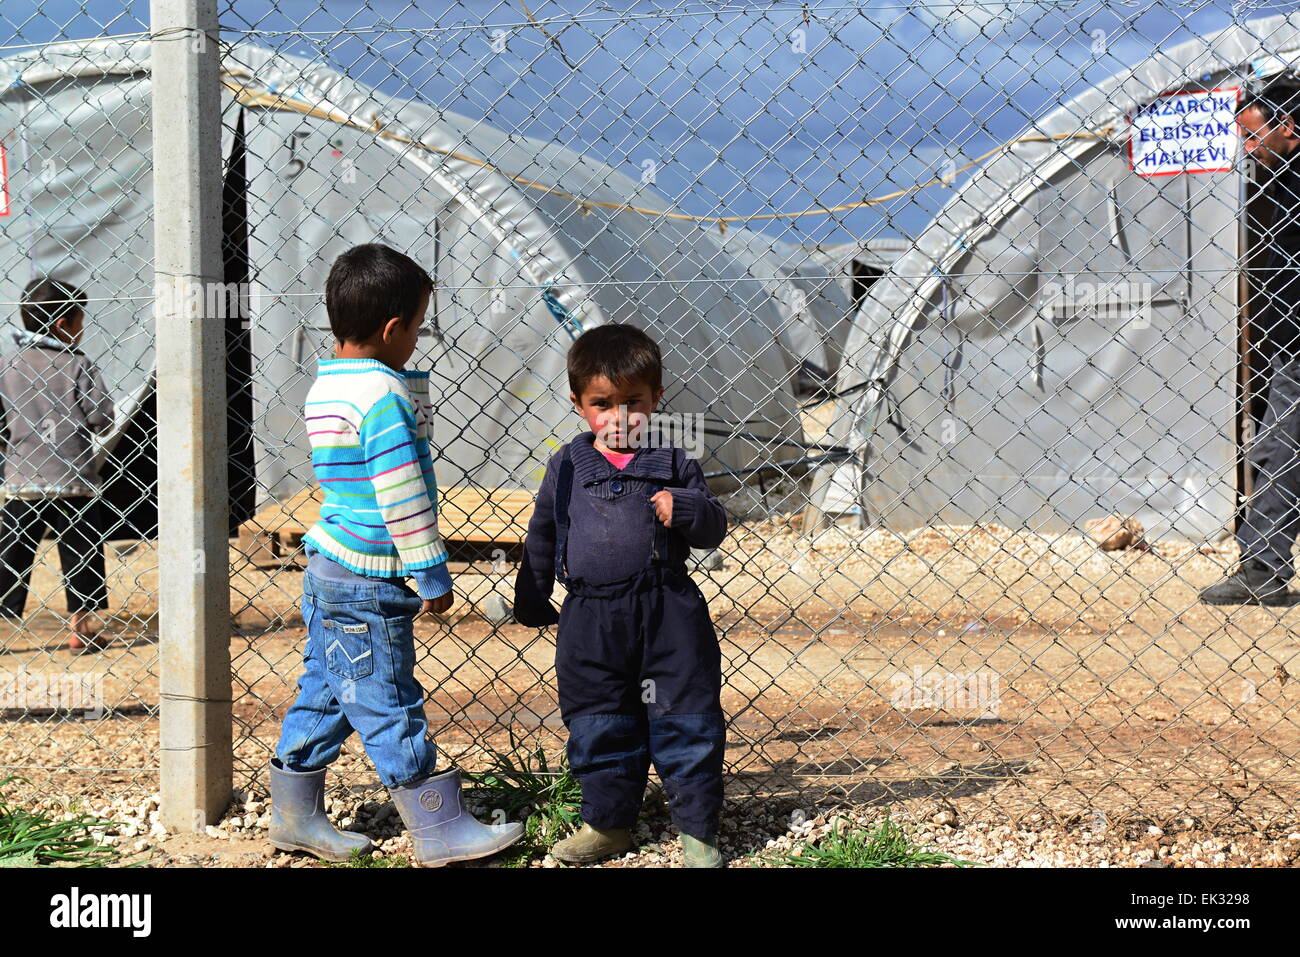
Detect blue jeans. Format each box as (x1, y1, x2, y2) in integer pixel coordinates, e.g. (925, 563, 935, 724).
(276, 567, 435, 788)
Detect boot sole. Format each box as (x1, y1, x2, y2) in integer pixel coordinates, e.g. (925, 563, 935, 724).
(551, 843, 633, 864)
(270, 838, 373, 863)
(413, 829, 526, 868)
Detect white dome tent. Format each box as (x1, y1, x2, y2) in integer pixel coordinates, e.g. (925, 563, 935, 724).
(0, 39, 833, 537)
(811, 14, 1300, 542)
(715, 225, 856, 396)
(803, 237, 911, 311)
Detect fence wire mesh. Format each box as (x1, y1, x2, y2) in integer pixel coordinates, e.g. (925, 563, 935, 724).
(3, 0, 1300, 837)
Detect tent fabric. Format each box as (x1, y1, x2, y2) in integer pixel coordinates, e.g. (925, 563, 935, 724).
(805, 238, 911, 293)
(715, 225, 855, 389)
(818, 14, 1300, 540)
(0, 39, 815, 512)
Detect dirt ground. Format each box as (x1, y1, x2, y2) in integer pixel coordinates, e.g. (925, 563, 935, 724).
(4, 516, 1300, 855)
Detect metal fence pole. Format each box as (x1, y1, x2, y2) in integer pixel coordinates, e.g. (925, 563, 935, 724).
(151, 0, 232, 831)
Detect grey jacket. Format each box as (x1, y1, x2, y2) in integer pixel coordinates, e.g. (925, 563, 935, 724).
(0, 328, 115, 498)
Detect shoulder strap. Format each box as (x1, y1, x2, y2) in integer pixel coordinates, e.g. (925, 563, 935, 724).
(553, 445, 575, 585)
(649, 447, 681, 567)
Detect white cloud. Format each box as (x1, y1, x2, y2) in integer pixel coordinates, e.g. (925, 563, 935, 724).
(914, 0, 1037, 40)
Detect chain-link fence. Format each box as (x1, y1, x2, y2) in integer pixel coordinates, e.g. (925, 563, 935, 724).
(3, 0, 1300, 835)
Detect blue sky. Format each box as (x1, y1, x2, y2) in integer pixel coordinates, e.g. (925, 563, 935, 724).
(5, 0, 1297, 242)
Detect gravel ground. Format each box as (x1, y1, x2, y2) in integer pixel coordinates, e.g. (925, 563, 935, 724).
(25, 785, 1300, 868)
(5, 511, 1300, 864)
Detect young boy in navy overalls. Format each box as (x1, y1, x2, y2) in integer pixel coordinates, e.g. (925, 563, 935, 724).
(513, 323, 729, 867)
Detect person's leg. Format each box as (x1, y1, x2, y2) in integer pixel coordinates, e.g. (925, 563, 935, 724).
(1237, 356, 1300, 577)
(551, 585, 646, 862)
(48, 497, 109, 649)
(270, 573, 371, 861)
(0, 498, 45, 619)
(309, 578, 437, 788)
(556, 588, 648, 831)
(1203, 355, 1300, 604)
(330, 577, 524, 866)
(277, 581, 356, 772)
(643, 573, 726, 856)
(567, 712, 651, 827)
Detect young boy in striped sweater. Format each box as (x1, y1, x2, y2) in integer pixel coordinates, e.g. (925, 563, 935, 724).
(270, 244, 522, 867)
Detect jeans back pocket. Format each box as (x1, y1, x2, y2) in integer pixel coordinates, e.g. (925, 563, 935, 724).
(322, 615, 375, 680)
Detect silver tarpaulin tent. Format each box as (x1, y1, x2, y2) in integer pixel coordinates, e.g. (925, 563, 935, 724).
(0, 39, 848, 531)
(813, 15, 1300, 541)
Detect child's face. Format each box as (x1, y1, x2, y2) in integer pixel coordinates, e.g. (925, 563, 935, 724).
(572, 374, 664, 452)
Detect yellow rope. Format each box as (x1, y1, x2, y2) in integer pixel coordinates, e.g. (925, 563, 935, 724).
(223, 76, 1115, 227)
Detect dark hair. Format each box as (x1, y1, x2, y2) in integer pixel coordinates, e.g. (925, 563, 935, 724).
(567, 323, 663, 397)
(20, 277, 87, 334)
(1239, 73, 1300, 126)
(325, 243, 434, 344)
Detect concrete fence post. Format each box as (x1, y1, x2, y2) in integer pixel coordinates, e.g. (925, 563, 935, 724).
(150, 0, 232, 831)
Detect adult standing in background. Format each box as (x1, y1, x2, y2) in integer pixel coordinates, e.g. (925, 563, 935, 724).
(1203, 74, 1300, 605)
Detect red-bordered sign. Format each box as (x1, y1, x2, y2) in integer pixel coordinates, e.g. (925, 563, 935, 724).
(1127, 86, 1241, 178)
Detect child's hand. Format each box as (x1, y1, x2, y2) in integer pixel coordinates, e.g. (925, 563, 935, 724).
(420, 593, 454, 617)
(650, 489, 673, 527)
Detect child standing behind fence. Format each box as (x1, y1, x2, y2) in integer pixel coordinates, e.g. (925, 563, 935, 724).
(513, 323, 730, 867)
(0, 279, 114, 653)
(270, 243, 523, 867)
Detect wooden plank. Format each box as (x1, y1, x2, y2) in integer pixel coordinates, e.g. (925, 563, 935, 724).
(245, 485, 537, 545)
(236, 527, 281, 566)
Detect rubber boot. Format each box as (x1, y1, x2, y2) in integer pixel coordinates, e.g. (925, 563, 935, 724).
(1199, 558, 1299, 606)
(268, 759, 373, 862)
(551, 822, 633, 864)
(681, 834, 723, 868)
(389, 767, 524, 867)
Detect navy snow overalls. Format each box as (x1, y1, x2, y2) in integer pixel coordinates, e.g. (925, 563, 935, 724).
(551, 445, 726, 839)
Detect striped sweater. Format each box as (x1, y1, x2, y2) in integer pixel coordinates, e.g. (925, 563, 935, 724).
(302, 357, 452, 600)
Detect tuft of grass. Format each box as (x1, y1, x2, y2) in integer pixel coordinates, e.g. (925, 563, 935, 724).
(464, 734, 583, 866)
(326, 847, 410, 868)
(0, 776, 121, 867)
(761, 815, 978, 868)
